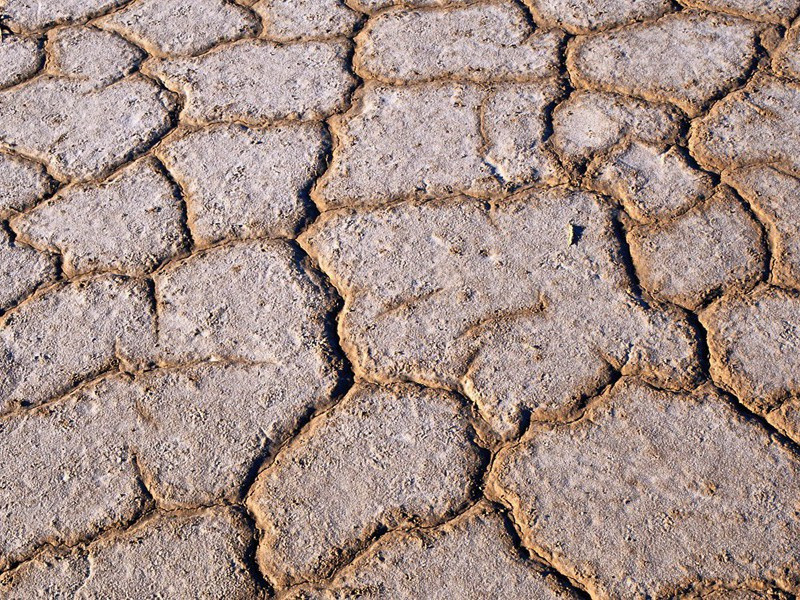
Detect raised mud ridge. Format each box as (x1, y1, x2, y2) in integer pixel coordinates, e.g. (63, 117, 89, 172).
(0, 0, 799, 598)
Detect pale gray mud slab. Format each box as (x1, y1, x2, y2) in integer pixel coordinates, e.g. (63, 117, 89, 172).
(12, 157, 188, 277)
(587, 141, 714, 223)
(154, 240, 339, 367)
(0, 391, 146, 570)
(0, 509, 261, 598)
(255, 0, 360, 41)
(701, 286, 800, 413)
(1, 0, 129, 32)
(48, 26, 144, 87)
(0, 75, 176, 181)
(0, 275, 156, 412)
(523, 0, 674, 33)
(355, 2, 563, 83)
(691, 74, 800, 175)
(158, 123, 327, 245)
(0, 229, 56, 311)
(0, 153, 55, 217)
(726, 165, 800, 289)
(144, 40, 355, 125)
(568, 12, 759, 116)
(96, 0, 260, 57)
(246, 383, 484, 587)
(0, 35, 43, 89)
(629, 190, 766, 310)
(303, 188, 699, 439)
(322, 502, 579, 599)
(488, 379, 800, 598)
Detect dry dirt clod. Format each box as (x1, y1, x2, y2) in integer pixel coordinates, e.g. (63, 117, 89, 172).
(246, 382, 484, 587)
(0, 153, 55, 217)
(725, 165, 800, 289)
(93, 359, 339, 508)
(682, 0, 800, 24)
(773, 24, 800, 78)
(0, 229, 56, 311)
(318, 501, 580, 599)
(628, 189, 766, 310)
(0, 0, 129, 33)
(701, 286, 800, 413)
(0, 34, 43, 89)
(154, 240, 338, 366)
(551, 90, 683, 165)
(567, 12, 760, 117)
(157, 123, 327, 246)
(487, 378, 800, 599)
(0, 75, 176, 182)
(255, 0, 360, 42)
(348, 0, 478, 12)
(0, 275, 156, 413)
(691, 73, 800, 175)
(355, 2, 563, 83)
(0, 391, 146, 571)
(314, 81, 565, 208)
(0, 509, 262, 599)
(144, 39, 356, 126)
(11, 157, 188, 277)
(48, 26, 143, 88)
(586, 141, 714, 224)
(95, 0, 260, 57)
(303, 188, 700, 439)
(523, 0, 674, 33)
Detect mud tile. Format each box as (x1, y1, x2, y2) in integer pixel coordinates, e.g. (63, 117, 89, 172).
(488, 379, 800, 599)
(0, 35, 43, 89)
(0, 392, 145, 570)
(154, 240, 337, 365)
(0, 76, 176, 181)
(355, 3, 562, 83)
(701, 286, 800, 413)
(314, 82, 496, 207)
(768, 398, 800, 444)
(256, 0, 360, 41)
(157, 123, 326, 245)
(629, 190, 765, 310)
(482, 81, 565, 185)
(0, 548, 89, 599)
(691, 74, 800, 174)
(96, 0, 259, 57)
(587, 141, 714, 223)
(105, 360, 338, 508)
(551, 90, 683, 164)
(523, 0, 673, 33)
(1, 0, 128, 32)
(0, 275, 156, 412)
(683, 0, 800, 24)
(568, 12, 759, 116)
(49, 26, 144, 87)
(0, 229, 56, 311)
(725, 165, 800, 289)
(145, 40, 355, 125)
(0, 153, 54, 217)
(350, 0, 477, 11)
(303, 189, 700, 439)
(774, 24, 800, 78)
(326, 502, 578, 599)
(246, 383, 483, 587)
(81, 509, 259, 598)
(12, 158, 187, 277)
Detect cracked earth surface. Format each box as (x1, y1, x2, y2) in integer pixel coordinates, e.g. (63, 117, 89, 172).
(0, 0, 799, 597)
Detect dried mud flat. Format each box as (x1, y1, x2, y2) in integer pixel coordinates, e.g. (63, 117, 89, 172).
(0, 0, 799, 598)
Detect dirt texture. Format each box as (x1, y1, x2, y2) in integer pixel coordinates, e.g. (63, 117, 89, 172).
(0, 0, 798, 597)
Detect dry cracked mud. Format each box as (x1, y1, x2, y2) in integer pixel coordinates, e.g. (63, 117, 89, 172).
(0, 0, 798, 597)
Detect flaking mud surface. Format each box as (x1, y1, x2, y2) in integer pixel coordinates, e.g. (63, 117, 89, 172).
(0, 0, 799, 598)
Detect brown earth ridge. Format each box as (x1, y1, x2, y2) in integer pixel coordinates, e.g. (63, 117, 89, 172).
(0, 0, 799, 598)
